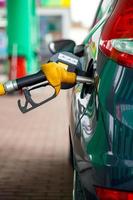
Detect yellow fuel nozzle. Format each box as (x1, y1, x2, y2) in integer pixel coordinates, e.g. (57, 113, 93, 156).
(0, 83, 6, 96)
(41, 62, 76, 95)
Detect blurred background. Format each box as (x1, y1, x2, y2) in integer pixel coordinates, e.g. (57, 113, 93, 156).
(0, 0, 100, 81)
(0, 0, 100, 199)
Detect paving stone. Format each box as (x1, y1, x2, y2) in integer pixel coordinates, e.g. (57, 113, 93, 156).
(0, 91, 73, 199)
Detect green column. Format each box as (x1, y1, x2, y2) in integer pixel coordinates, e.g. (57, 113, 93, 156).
(7, 0, 39, 74)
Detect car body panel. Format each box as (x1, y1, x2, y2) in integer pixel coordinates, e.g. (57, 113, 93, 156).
(69, 0, 133, 198)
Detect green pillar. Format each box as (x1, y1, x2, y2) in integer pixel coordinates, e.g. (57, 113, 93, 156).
(7, 0, 39, 75)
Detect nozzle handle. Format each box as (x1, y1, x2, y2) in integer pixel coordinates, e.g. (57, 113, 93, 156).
(3, 71, 47, 93)
(16, 71, 46, 90)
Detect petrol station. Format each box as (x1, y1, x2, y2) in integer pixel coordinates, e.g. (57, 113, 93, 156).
(0, 0, 71, 79)
(0, 1, 74, 199)
(0, 0, 132, 200)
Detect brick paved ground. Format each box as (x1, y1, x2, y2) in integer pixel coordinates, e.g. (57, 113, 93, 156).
(0, 89, 73, 200)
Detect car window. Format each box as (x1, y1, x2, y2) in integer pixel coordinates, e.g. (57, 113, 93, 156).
(92, 0, 115, 26)
(83, 0, 117, 61)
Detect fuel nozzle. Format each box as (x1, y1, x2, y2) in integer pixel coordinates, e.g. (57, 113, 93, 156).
(0, 51, 95, 113)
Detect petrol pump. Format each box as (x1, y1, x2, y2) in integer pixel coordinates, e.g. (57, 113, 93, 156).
(6, 0, 39, 80)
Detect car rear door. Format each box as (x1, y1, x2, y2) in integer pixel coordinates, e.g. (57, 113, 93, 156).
(70, 0, 117, 170)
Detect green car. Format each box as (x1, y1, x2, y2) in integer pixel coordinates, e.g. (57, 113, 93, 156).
(68, 0, 133, 199)
(0, 0, 132, 199)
